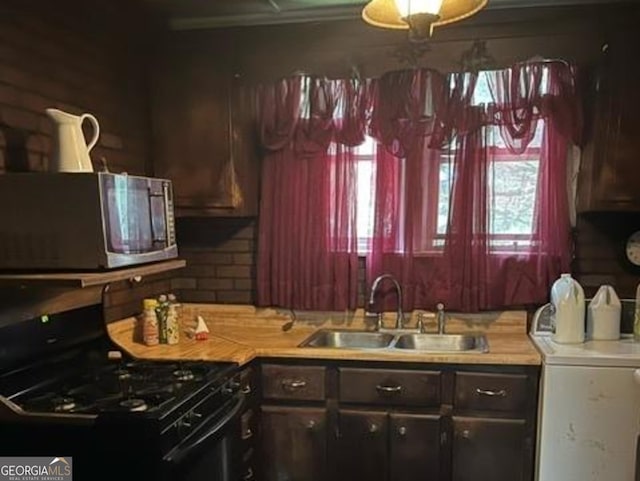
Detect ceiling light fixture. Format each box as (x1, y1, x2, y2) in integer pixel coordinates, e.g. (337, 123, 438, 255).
(362, 0, 488, 41)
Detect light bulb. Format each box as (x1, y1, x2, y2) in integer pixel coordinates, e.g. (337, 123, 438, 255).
(394, 0, 444, 17)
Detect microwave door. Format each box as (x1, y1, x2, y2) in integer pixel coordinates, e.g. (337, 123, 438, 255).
(104, 176, 153, 254)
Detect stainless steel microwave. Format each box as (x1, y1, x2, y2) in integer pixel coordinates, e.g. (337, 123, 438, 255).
(0, 173, 177, 269)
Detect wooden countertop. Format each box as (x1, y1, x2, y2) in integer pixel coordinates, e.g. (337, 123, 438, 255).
(107, 304, 541, 366)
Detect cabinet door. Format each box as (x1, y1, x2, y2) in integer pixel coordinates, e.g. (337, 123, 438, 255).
(335, 410, 388, 481)
(261, 406, 327, 481)
(390, 413, 442, 481)
(452, 417, 526, 481)
(578, 31, 640, 212)
(151, 35, 258, 217)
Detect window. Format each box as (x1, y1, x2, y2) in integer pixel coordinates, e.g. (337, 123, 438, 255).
(348, 70, 546, 255)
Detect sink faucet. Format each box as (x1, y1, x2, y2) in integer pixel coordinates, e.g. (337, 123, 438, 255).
(368, 274, 405, 330)
(436, 303, 446, 335)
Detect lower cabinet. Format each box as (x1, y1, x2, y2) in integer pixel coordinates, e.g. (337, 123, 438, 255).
(259, 362, 538, 481)
(261, 406, 327, 481)
(390, 413, 442, 481)
(335, 410, 388, 481)
(452, 417, 526, 481)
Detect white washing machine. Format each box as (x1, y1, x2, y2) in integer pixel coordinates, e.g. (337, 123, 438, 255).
(531, 305, 640, 481)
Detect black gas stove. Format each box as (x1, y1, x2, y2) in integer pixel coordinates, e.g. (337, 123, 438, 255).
(0, 304, 243, 481)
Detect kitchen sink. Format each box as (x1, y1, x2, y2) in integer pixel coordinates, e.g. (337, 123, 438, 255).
(299, 330, 395, 349)
(299, 330, 489, 353)
(394, 333, 489, 353)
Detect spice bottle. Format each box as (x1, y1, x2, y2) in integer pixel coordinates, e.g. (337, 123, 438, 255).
(142, 298, 159, 346)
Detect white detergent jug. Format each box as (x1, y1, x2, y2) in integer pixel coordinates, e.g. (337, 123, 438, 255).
(587, 285, 621, 340)
(551, 273, 585, 344)
(46, 108, 100, 172)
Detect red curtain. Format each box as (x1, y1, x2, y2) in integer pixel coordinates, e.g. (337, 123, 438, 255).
(256, 62, 582, 312)
(256, 78, 365, 309)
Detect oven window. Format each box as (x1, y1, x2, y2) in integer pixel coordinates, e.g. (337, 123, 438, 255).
(103, 175, 154, 254)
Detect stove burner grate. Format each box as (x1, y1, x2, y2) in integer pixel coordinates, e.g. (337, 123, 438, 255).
(53, 397, 76, 412)
(119, 398, 148, 412)
(173, 369, 195, 382)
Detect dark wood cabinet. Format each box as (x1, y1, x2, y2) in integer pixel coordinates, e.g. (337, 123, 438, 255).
(261, 406, 327, 481)
(151, 34, 259, 217)
(390, 413, 442, 481)
(454, 372, 528, 414)
(335, 410, 388, 481)
(578, 31, 640, 212)
(261, 364, 326, 401)
(258, 361, 538, 481)
(452, 417, 527, 481)
(339, 367, 441, 407)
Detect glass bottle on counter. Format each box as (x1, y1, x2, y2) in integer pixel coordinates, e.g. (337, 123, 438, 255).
(166, 294, 180, 345)
(142, 298, 159, 346)
(156, 295, 169, 344)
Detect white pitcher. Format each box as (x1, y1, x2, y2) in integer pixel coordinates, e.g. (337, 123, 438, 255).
(46, 108, 100, 172)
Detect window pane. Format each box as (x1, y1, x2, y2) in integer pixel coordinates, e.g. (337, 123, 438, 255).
(437, 159, 452, 235)
(356, 159, 374, 243)
(490, 159, 539, 235)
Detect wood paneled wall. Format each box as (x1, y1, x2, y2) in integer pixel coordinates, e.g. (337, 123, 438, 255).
(573, 213, 640, 299)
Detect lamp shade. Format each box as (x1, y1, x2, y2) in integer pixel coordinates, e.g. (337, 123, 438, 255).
(362, 0, 488, 32)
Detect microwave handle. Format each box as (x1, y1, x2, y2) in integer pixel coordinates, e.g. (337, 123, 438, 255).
(148, 187, 167, 245)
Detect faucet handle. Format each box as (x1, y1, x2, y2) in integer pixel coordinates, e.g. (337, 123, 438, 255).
(417, 312, 426, 333)
(436, 303, 445, 313)
(365, 309, 383, 331)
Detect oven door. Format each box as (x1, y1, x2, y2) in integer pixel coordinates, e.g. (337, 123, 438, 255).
(163, 393, 245, 481)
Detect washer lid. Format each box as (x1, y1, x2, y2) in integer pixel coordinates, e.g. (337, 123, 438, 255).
(530, 333, 640, 367)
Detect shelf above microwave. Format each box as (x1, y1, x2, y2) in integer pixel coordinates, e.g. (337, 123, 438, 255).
(0, 259, 186, 288)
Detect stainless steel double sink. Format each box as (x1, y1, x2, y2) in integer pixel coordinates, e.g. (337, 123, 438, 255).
(299, 329, 489, 353)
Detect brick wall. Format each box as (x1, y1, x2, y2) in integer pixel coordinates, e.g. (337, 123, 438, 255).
(172, 218, 257, 304)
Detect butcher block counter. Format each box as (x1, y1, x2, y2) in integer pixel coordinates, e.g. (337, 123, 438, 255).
(107, 303, 541, 366)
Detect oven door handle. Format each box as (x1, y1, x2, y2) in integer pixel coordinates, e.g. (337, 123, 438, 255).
(164, 393, 245, 465)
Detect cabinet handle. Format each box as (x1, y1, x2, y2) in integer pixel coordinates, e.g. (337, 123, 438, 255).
(282, 379, 307, 390)
(241, 385, 252, 394)
(307, 420, 317, 431)
(398, 426, 407, 436)
(369, 423, 379, 434)
(242, 468, 254, 481)
(376, 384, 402, 394)
(476, 388, 507, 397)
(242, 428, 253, 440)
(461, 429, 471, 440)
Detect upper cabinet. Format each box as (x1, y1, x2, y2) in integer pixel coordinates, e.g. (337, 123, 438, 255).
(150, 34, 260, 217)
(577, 31, 640, 212)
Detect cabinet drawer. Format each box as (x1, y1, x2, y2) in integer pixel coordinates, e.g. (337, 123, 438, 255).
(261, 364, 326, 401)
(454, 372, 528, 413)
(339, 368, 441, 406)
